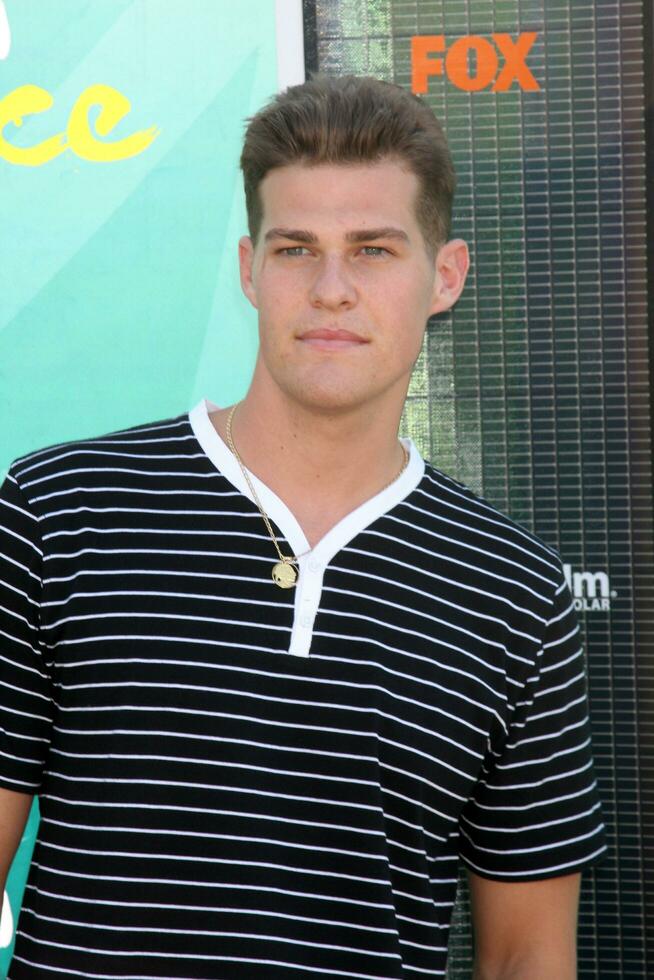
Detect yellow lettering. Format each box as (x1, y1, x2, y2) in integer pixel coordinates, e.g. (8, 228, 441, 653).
(0, 84, 66, 165)
(67, 83, 160, 162)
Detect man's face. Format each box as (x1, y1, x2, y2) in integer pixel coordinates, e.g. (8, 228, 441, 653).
(239, 159, 467, 416)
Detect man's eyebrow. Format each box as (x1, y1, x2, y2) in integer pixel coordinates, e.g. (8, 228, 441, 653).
(345, 227, 410, 244)
(263, 227, 410, 245)
(264, 228, 318, 244)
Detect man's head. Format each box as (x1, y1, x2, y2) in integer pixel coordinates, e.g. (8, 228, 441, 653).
(237, 75, 468, 421)
(240, 73, 456, 257)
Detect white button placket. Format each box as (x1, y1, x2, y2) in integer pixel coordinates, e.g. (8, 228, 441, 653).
(288, 553, 325, 657)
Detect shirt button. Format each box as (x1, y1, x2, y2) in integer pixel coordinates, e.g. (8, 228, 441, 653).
(300, 615, 312, 627)
(308, 560, 320, 573)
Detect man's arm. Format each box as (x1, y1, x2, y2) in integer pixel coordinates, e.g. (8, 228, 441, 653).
(0, 787, 33, 894)
(468, 869, 581, 980)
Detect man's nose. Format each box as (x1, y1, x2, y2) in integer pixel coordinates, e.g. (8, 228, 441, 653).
(308, 255, 357, 310)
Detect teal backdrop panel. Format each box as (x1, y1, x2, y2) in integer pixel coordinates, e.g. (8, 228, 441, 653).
(0, 0, 280, 970)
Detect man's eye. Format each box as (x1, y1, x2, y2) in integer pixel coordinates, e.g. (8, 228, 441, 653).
(281, 246, 309, 256)
(361, 246, 387, 257)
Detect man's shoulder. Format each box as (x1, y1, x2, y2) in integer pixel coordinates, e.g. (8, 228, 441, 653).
(7, 408, 194, 506)
(414, 459, 563, 587)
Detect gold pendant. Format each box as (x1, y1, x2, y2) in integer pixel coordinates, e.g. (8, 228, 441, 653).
(272, 561, 297, 589)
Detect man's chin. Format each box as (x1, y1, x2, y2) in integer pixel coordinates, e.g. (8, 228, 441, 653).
(282, 381, 373, 416)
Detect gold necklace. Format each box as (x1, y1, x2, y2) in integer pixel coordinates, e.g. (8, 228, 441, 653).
(225, 404, 409, 589)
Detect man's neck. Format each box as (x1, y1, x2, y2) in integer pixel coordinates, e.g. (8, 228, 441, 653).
(208, 389, 408, 548)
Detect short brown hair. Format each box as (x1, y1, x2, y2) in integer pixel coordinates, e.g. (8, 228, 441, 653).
(240, 74, 456, 254)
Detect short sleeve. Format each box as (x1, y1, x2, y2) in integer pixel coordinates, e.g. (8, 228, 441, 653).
(0, 465, 55, 793)
(457, 566, 608, 880)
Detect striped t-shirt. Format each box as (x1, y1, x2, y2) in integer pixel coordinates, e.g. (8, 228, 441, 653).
(0, 397, 607, 979)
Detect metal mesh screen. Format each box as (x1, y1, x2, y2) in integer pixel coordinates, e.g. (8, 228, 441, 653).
(307, 1, 654, 975)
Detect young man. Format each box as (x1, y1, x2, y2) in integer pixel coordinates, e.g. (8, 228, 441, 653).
(0, 75, 606, 978)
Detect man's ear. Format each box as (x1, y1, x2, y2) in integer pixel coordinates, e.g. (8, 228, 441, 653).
(238, 235, 258, 309)
(429, 238, 470, 316)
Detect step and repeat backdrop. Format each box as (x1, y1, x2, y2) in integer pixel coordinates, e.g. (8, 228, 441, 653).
(1, 0, 653, 976)
(303, 0, 654, 975)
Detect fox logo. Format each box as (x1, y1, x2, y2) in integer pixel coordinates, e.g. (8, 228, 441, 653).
(412, 32, 540, 94)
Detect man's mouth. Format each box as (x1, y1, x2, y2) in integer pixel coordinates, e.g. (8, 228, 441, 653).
(298, 328, 368, 350)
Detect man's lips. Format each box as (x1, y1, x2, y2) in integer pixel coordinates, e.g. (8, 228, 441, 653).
(298, 328, 368, 350)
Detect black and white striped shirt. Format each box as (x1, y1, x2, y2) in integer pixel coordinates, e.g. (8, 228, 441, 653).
(0, 397, 607, 979)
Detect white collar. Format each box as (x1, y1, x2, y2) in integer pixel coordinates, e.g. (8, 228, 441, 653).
(188, 396, 425, 571)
